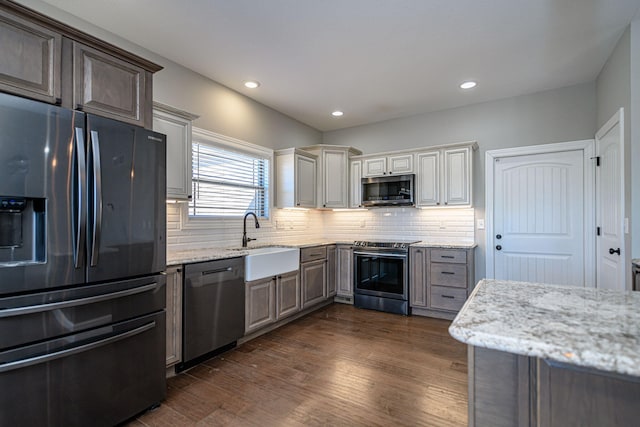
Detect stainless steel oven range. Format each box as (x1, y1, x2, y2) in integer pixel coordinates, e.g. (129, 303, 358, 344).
(353, 240, 419, 315)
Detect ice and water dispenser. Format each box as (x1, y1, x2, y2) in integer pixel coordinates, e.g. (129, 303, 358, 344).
(0, 196, 45, 264)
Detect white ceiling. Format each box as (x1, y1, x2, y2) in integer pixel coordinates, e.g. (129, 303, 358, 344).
(40, 0, 640, 131)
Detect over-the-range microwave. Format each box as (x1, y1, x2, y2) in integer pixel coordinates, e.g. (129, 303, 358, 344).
(361, 174, 415, 207)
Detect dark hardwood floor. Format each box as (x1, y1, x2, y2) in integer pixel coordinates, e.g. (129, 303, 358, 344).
(127, 304, 468, 426)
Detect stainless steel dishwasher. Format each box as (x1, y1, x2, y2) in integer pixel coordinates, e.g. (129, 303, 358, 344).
(181, 257, 245, 369)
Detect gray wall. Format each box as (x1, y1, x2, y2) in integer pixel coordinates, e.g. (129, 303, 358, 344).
(15, 0, 322, 151)
(324, 83, 597, 281)
(596, 27, 634, 285)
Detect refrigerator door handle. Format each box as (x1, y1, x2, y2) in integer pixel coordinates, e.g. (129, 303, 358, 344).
(0, 282, 159, 318)
(74, 127, 87, 269)
(90, 130, 103, 267)
(0, 321, 156, 374)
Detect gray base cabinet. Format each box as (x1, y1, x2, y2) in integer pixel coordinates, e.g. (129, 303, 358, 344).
(246, 270, 301, 334)
(410, 246, 474, 319)
(326, 245, 337, 297)
(276, 271, 301, 320)
(336, 244, 354, 298)
(245, 277, 276, 334)
(469, 346, 640, 427)
(301, 246, 328, 308)
(165, 266, 183, 367)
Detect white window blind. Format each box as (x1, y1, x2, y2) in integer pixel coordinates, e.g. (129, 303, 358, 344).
(189, 141, 269, 218)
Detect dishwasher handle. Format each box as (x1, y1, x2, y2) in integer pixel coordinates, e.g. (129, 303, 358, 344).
(202, 267, 232, 276)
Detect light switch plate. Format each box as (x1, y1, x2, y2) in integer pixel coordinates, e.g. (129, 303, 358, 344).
(477, 219, 485, 230)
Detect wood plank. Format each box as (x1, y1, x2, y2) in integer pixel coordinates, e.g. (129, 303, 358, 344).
(126, 304, 467, 426)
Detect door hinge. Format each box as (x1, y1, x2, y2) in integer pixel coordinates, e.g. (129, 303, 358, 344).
(596, 226, 601, 236)
(591, 156, 600, 166)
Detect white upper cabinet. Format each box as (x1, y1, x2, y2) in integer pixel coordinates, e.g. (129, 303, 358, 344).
(416, 151, 440, 206)
(152, 103, 199, 200)
(349, 160, 362, 208)
(300, 145, 362, 209)
(416, 142, 476, 207)
(275, 148, 317, 208)
(362, 153, 413, 177)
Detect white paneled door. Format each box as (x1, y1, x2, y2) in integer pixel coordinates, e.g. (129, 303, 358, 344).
(492, 150, 585, 286)
(596, 109, 625, 290)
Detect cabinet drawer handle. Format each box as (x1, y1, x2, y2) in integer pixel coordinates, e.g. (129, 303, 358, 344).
(441, 295, 455, 299)
(441, 271, 455, 275)
(309, 253, 323, 257)
(440, 255, 455, 259)
(202, 267, 232, 275)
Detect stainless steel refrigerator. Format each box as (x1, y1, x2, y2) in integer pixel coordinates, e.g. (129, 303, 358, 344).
(0, 92, 167, 426)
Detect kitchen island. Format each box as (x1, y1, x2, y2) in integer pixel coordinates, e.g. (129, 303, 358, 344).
(449, 279, 640, 427)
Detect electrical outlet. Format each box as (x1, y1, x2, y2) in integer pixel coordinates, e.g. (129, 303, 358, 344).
(477, 219, 485, 230)
(360, 220, 366, 228)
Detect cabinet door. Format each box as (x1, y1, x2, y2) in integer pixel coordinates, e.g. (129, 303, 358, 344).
(363, 157, 387, 177)
(337, 245, 354, 296)
(165, 266, 182, 367)
(73, 42, 148, 127)
(443, 146, 471, 206)
(276, 271, 300, 320)
(416, 151, 440, 206)
(0, 10, 61, 104)
(409, 247, 428, 307)
(350, 160, 362, 208)
(245, 278, 275, 334)
(326, 245, 337, 297)
(295, 153, 317, 208)
(322, 149, 348, 208)
(388, 154, 413, 174)
(153, 106, 196, 200)
(301, 259, 326, 308)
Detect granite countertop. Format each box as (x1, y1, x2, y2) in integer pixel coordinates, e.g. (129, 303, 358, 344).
(633, 258, 640, 267)
(167, 240, 340, 265)
(449, 279, 640, 377)
(412, 242, 477, 249)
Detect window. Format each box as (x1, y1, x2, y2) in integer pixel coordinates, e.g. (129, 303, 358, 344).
(189, 129, 271, 219)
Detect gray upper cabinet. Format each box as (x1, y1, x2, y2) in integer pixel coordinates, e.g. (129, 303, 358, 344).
(349, 160, 362, 208)
(0, 3, 162, 129)
(0, 9, 61, 104)
(361, 153, 413, 177)
(153, 103, 199, 200)
(73, 42, 150, 127)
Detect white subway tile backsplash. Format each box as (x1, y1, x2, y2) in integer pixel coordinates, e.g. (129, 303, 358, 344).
(166, 204, 475, 253)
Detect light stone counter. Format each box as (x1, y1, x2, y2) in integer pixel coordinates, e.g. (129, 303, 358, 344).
(167, 240, 342, 265)
(411, 242, 477, 249)
(449, 279, 640, 377)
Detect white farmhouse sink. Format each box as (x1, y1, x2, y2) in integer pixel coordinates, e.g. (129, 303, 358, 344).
(244, 247, 300, 281)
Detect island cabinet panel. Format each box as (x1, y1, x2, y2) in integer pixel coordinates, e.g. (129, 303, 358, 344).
(0, 10, 61, 104)
(537, 359, 640, 427)
(469, 347, 531, 427)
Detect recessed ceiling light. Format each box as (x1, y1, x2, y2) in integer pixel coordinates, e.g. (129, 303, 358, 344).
(460, 81, 477, 89)
(331, 110, 344, 117)
(244, 81, 260, 89)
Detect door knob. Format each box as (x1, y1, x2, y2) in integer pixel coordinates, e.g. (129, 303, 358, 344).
(496, 245, 502, 251)
(609, 248, 621, 256)
(496, 234, 502, 239)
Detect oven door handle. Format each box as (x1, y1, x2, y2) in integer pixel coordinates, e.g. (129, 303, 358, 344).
(353, 251, 407, 259)
(0, 321, 156, 374)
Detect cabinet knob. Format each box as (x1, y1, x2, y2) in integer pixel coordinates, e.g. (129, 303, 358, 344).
(496, 245, 502, 251)
(496, 234, 502, 239)
(436, 202, 440, 205)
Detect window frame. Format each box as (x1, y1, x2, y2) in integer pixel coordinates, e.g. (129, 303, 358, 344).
(180, 127, 274, 230)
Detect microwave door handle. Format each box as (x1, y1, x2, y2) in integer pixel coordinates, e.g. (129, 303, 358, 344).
(74, 127, 87, 269)
(89, 130, 102, 267)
